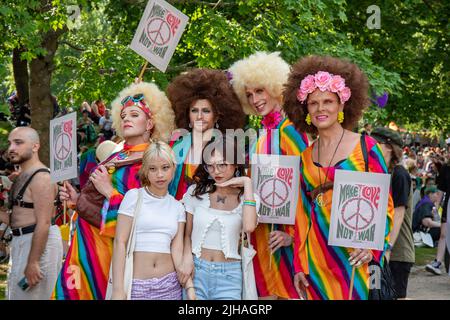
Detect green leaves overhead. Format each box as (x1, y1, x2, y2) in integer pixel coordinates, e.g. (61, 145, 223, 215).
(0, 0, 448, 134)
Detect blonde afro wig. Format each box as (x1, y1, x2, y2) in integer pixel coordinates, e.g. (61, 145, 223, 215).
(228, 51, 290, 115)
(111, 81, 175, 142)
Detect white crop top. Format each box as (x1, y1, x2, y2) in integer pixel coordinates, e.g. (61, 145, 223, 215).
(182, 184, 260, 260)
(118, 188, 186, 253)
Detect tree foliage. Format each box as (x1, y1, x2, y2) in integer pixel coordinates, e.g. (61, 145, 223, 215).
(0, 0, 447, 155)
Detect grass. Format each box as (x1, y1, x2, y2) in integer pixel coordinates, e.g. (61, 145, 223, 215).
(415, 246, 437, 266)
(0, 263, 8, 300)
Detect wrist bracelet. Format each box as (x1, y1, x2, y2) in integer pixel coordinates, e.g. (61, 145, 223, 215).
(185, 286, 195, 290)
(243, 200, 256, 207)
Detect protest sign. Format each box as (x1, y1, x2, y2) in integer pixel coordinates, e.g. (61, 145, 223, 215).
(251, 154, 300, 225)
(328, 169, 391, 251)
(130, 0, 189, 72)
(50, 112, 77, 183)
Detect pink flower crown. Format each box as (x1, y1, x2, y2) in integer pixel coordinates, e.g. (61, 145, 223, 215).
(296, 71, 351, 104)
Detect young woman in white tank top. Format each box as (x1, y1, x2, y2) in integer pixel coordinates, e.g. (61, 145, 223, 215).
(178, 136, 259, 300)
(111, 141, 185, 300)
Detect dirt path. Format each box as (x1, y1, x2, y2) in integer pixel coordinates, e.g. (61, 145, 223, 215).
(407, 265, 450, 300)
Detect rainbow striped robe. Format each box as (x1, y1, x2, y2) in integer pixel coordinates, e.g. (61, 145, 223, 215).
(52, 151, 142, 300)
(293, 134, 394, 300)
(250, 117, 309, 298)
(169, 133, 198, 200)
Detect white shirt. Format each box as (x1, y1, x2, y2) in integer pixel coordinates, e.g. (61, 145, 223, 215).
(119, 188, 186, 253)
(182, 184, 260, 260)
(99, 116, 113, 131)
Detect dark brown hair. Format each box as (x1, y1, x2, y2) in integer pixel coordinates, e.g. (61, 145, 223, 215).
(192, 135, 247, 200)
(283, 55, 370, 134)
(167, 68, 246, 131)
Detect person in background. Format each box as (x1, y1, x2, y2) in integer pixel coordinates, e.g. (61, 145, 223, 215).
(99, 109, 114, 140)
(413, 186, 441, 246)
(371, 127, 415, 299)
(425, 155, 450, 275)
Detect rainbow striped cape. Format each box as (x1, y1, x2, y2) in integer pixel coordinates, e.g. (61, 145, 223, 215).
(250, 117, 309, 298)
(293, 134, 394, 300)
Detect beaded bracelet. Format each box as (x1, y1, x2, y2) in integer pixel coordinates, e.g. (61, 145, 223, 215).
(243, 200, 256, 207)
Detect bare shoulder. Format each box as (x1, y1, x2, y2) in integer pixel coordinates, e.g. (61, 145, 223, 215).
(344, 130, 361, 141)
(29, 168, 54, 191)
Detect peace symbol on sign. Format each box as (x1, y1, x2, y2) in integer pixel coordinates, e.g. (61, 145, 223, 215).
(340, 197, 375, 231)
(259, 177, 289, 209)
(54, 132, 72, 161)
(146, 18, 171, 46)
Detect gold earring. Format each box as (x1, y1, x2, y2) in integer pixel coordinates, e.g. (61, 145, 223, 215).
(305, 113, 312, 125)
(338, 111, 344, 124)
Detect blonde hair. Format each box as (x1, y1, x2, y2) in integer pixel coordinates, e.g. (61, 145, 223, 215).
(228, 51, 290, 115)
(111, 82, 175, 142)
(138, 140, 176, 187)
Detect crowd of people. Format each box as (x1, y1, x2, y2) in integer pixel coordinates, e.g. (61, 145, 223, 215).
(0, 52, 448, 301)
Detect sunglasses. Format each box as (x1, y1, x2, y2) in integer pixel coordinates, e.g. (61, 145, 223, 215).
(121, 93, 144, 106)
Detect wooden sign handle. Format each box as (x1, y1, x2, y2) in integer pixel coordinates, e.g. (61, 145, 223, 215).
(138, 61, 149, 82)
(348, 265, 356, 300)
(269, 223, 274, 271)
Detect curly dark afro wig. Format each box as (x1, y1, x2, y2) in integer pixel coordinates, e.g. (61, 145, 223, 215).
(167, 68, 246, 131)
(283, 55, 370, 135)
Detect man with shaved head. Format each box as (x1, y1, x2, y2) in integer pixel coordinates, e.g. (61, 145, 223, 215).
(1, 127, 62, 299)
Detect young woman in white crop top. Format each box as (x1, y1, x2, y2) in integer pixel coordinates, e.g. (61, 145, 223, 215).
(111, 141, 185, 300)
(178, 136, 259, 300)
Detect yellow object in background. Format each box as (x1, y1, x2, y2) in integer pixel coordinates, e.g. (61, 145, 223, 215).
(60, 224, 70, 241)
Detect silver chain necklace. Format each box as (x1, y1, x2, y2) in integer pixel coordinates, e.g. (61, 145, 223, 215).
(145, 186, 166, 199)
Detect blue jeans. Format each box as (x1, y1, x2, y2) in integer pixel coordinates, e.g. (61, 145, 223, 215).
(190, 256, 242, 300)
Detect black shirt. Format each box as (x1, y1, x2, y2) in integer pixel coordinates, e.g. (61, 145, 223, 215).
(392, 165, 411, 208)
(437, 164, 450, 216)
(412, 201, 433, 232)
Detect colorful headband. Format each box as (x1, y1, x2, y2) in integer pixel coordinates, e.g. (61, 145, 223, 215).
(296, 71, 351, 104)
(121, 93, 151, 116)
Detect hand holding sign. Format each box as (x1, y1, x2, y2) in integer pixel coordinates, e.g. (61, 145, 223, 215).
(269, 230, 292, 253)
(348, 248, 373, 267)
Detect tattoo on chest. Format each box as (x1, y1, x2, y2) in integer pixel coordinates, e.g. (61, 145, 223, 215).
(216, 195, 227, 204)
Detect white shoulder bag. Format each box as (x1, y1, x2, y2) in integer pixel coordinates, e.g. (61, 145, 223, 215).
(105, 188, 143, 300)
(241, 231, 258, 300)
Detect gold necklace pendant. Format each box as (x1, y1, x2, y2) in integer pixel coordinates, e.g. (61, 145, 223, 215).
(316, 192, 324, 207)
(315, 192, 329, 207)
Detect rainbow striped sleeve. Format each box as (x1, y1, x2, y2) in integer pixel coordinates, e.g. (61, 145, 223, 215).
(100, 164, 141, 238)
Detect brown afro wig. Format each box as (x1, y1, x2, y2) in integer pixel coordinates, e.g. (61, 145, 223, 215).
(283, 55, 370, 135)
(167, 68, 246, 131)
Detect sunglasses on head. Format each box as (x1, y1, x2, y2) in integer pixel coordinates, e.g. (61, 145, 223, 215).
(121, 93, 144, 106)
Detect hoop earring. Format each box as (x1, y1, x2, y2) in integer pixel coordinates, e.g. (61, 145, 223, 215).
(338, 111, 344, 124)
(188, 123, 192, 129)
(305, 113, 312, 125)
(235, 170, 241, 177)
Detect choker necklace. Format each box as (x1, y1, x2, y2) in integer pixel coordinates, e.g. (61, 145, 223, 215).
(145, 186, 166, 199)
(316, 128, 345, 207)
